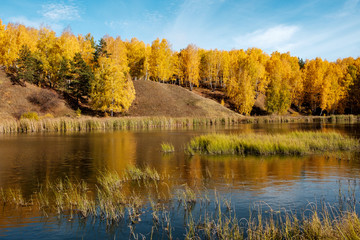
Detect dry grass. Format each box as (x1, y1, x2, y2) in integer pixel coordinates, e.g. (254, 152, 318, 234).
(0, 116, 241, 133)
(126, 80, 240, 118)
(1, 170, 360, 239)
(0, 69, 74, 120)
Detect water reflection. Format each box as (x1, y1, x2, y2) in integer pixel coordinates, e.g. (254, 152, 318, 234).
(0, 123, 359, 193)
(0, 123, 359, 239)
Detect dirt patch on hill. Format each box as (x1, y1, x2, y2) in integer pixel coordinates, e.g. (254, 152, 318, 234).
(0, 69, 74, 120)
(125, 80, 240, 118)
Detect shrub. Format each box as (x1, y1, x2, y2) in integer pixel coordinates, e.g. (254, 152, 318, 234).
(27, 91, 59, 112)
(76, 108, 81, 117)
(20, 112, 39, 121)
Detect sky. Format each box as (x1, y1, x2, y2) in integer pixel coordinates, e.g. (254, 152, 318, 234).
(1, 0, 359, 61)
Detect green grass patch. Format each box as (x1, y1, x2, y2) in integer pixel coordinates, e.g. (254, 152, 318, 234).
(161, 142, 175, 153)
(186, 131, 359, 156)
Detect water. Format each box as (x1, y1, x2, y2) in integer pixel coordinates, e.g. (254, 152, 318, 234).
(0, 123, 359, 239)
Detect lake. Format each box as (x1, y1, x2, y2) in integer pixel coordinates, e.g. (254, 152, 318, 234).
(0, 122, 359, 239)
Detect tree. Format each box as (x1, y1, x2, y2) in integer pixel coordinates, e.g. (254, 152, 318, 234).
(179, 44, 200, 90)
(58, 29, 80, 61)
(103, 36, 129, 74)
(90, 57, 135, 116)
(149, 38, 172, 82)
(69, 53, 93, 102)
(93, 38, 109, 65)
(13, 45, 42, 85)
(225, 49, 267, 115)
(220, 51, 230, 87)
(0, 23, 38, 69)
(35, 27, 62, 88)
(78, 33, 96, 66)
(126, 38, 146, 80)
(265, 52, 300, 114)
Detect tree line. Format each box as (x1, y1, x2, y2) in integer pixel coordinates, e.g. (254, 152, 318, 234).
(0, 19, 359, 115)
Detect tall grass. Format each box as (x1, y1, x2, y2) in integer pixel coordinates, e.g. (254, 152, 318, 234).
(186, 131, 359, 156)
(2, 170, 360, 239)
(0, 116, 237, 133)
(1, 115, 359, 134)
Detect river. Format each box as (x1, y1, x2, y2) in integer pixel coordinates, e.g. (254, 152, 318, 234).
(0, 122, 359, 239)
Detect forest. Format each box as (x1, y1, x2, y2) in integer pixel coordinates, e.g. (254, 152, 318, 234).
(1, 19, 360, 116)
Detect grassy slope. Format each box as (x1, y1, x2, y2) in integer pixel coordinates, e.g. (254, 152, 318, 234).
(0, 69, 74, 120)
(0, 69, 239, 119)
(125, 80, 240, 118)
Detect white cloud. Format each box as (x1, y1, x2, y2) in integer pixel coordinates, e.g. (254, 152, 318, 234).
(40, 2, 80, 21)
(234, 25, 300, 52)
(8, 16, 42, 28)
(5, 2, 82, 34)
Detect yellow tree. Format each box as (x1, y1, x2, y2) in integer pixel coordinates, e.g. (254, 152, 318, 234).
(103, 36, 129, 73)
(200, 50, 218, 90)
(179, 44, 200, 90)
(226, 50, 252, 115)
(126, 37, 146, 80)
(78, 33, 96, 66)
(35, 27, 61, 87)
(265, 52, 303, 114)
(226, 49, 267, 115)
(170, 51, 180, 84)
(302, 58, 327, 114)
(149, 38, 172, 82)
(0, 23, 38, 69)
(265, 52, 292, 114)
(220, 50, 230, 87)
(58, 29, 80, 61)
(144, 43, 151, 80)
(303, 58, 345, 114)
(91, 56, 135, 116)
(287, 55, 304, 108)
(336, 57, 359, 113)
(321, 62, 344, 114)
(0, 20, 7, 66)
(246, 48, 269, 95)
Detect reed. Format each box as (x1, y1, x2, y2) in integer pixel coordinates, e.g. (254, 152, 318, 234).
(161, 142, 175, 153)
(186, 131, 359, 156)
(1, 115, 359, 134)
(1, 171, 360, 239)
(0, 116, 237, 133)
(182, 200, 360, 240)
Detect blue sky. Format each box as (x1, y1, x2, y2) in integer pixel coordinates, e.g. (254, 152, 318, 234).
(1, 0, 359, 61)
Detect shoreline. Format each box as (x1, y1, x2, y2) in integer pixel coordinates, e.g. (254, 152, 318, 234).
(0, 114, 359, 134)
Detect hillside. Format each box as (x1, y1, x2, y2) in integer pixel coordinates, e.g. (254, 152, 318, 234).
(0, 69, 75, 120)
(125, 80, 240, 118)
(0, 69, 240, 119)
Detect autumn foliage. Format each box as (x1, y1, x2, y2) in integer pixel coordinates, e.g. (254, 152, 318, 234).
(0, 19, 360, 116)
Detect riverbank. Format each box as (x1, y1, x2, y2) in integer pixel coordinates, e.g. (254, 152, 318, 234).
(0, 115, 359, 133)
